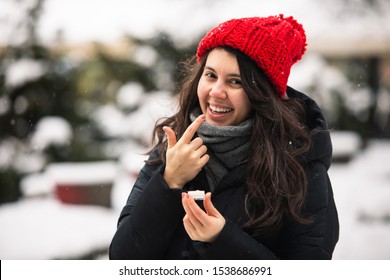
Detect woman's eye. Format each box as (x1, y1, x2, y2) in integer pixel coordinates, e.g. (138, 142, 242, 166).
(231, 79, 242, 85)
(205, 72, 216, 79)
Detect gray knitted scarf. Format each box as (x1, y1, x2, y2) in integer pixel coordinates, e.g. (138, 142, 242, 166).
(190, 110, 252, 192)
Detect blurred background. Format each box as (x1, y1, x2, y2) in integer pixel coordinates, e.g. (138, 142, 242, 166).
(0, 0, 389, 259)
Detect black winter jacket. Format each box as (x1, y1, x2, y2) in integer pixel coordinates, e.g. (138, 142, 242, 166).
(109, 87, 339, 259)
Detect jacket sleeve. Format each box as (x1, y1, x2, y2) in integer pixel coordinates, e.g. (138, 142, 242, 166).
(193, 219, 279, 259)
(109, 150, 184, 259)
(194, 161, 339, 260)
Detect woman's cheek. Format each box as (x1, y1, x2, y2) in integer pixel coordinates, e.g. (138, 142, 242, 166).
(197, 85, 208, 113)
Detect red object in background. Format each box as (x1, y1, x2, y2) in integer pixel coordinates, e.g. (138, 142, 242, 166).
(55, 183, 112, 208)
(46, 161, 117, 208)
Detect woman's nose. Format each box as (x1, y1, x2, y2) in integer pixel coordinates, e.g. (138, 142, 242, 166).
(209, 82, 227, 99)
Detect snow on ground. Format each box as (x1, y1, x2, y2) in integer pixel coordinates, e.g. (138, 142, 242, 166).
(0, 198, 117, 260)
(1, 137, 390, 259)
(330, 139, 390, 259)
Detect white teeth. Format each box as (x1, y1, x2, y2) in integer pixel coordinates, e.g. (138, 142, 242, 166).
(210, 105, 233, 113)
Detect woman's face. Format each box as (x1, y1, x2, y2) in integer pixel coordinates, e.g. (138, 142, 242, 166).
(197, 48, 252, 126)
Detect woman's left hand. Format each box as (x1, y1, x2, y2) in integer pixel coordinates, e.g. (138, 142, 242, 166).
(182, 192, 225, 243)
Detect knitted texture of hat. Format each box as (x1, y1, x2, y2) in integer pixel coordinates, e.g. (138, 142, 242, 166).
(197, 15, 307, 99)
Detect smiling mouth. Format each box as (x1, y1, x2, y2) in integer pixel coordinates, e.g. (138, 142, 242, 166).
(209, 104, 233, 113)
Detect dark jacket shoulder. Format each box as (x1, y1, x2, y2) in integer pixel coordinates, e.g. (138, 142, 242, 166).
(287, 86, 333, 170)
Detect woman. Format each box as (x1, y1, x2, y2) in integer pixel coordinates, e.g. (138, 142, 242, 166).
(109, 14, 339, 259)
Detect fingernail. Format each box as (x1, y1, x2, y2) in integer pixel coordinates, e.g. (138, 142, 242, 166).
(181, 192, 185, 198)
(200, 115, 205, 120)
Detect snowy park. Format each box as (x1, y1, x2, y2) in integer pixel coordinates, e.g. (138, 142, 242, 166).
(1, 0, 390, 260)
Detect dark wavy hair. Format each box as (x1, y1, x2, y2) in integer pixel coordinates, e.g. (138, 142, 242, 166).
(149, 46, 311, 235)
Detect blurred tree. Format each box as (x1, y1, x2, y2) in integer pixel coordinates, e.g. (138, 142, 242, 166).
(0, 0, 79, 140)
(0, 0, 102, 203)
(136, 31, 199, 92)
(75, 46, 156, 102)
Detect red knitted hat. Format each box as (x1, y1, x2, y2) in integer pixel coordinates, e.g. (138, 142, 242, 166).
(197, 15, 307, 99)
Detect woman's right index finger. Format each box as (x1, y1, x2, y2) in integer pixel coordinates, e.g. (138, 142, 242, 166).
(180, 115, 205, 143)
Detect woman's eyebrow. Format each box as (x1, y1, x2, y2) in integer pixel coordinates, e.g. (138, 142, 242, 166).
(204, 66, 215, 72)
(204, 66, 241, 78)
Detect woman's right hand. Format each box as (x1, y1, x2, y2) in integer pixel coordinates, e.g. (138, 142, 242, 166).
(163, 115, 209, 189)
